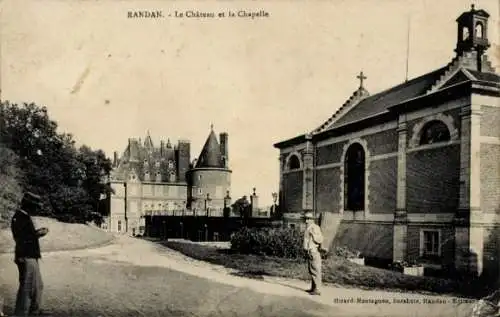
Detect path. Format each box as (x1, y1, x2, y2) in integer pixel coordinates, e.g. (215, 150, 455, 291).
(0, 235, 476, 317)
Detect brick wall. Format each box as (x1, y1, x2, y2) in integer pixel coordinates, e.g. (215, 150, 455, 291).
(406, 145, 460, 213)
(364, 129, 398, 155)
(481, 106, 500, 138)
(331, 222, 393, 259)
(480, 144, 500, 214)
(315, 141, 347, 165)
(369, 158, 397, 214)
(283, 171, 303, 213)
(315, 168, 341, 213)
(483, 226, 500, 280)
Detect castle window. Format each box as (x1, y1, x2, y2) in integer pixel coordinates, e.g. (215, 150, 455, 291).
(344, 143, 365, 211)
(144, 171, 150, 181)
(155, 161, 161, 168)
(198, 188, 203, 195)
(117, 220, 122, 232)
(419, 120, 451, 145)
(475, 22, 483, 38)
(169, 172, 176, 183)
(168, 161, 174, 169)
(288, 154, 301, 170)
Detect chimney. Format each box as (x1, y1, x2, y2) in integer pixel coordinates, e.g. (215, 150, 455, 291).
(113, 151, 119, 166)
(219, 132, 228, 168)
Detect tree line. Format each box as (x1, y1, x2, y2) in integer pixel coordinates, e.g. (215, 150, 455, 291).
(0, 102, 113, 225)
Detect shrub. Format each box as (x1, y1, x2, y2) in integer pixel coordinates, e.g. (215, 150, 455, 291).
(230, 226, 307, 259)
(333, 246, 362, 259)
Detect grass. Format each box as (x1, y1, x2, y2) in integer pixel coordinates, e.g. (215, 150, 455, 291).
(162, 240, 491, 299)
(0, 216, 114, 253)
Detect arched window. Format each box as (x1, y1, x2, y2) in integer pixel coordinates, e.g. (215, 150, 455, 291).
(144, 171, 150, 181)
(344, 143, 365, 211)
(462, 27, 470, 40)
(475, 22, 483, 38)
(117, 220, 122, 232)
(169, 172, 176, 183)
(419, 120, 451, 145)
(288, 155, 301, 170)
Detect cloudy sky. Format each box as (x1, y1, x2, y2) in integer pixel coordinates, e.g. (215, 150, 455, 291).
(1, 0, 498, 205)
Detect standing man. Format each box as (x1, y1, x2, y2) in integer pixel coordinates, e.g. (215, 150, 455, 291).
(302, 211, 323, 295)
(11, 192, 50, 316)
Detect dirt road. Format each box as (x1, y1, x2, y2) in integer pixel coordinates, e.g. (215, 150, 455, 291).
(0, 235, 476, 317)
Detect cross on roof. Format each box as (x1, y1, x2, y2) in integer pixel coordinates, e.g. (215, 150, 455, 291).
(357, 71, 367, 88)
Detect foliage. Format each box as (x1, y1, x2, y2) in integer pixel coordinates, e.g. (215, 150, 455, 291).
(230, 226, 307, 259)
(0, 101, 113, 223)
(333, 246, 362, 259)
(231, 196, 251, 219)
(0, 145, 23, 226)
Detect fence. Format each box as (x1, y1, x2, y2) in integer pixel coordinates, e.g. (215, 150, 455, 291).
(144, 215, 282, 242)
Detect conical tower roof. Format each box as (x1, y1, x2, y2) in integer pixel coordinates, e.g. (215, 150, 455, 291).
(196, 126, 223, 168)
(144, 130, 154, 149)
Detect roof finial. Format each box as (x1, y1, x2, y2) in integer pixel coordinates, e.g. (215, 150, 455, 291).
(357, 71, 367, 89)
(471, 3, 475, 11)
(210, 123, 214, 131)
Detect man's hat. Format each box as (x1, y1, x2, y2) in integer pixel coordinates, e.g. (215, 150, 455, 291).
(21, 191, 42, 206)
(302, 211, 315, 219)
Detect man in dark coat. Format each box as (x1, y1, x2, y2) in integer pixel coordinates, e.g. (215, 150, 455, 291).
(11, 192, 50, 316)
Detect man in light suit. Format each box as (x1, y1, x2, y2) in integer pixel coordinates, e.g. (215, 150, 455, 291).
(302, 211, 323, 295)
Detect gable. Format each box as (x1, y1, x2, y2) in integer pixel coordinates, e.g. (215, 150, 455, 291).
(440, 70, 472, 89)
(324, 67, 446, 130)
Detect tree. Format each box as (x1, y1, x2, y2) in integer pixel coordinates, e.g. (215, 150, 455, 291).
(0, 101, 113, 223)
(0, 145, 23, 226)
(232, 196, 251, 219)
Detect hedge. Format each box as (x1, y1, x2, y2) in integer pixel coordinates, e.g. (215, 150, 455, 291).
(230, 226, 307, 259)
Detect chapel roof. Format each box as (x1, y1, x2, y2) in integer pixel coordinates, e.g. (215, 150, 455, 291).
(328, 67, 447, 129)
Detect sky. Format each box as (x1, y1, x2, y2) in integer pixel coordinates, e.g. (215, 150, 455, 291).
(1, 0, 498, 205)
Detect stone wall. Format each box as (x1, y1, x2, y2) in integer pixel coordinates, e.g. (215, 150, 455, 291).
(480, 144, 500, 214)
(481, 105, 500, 138)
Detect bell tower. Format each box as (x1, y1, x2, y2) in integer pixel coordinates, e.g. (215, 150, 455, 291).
(455, 5, 490, 57)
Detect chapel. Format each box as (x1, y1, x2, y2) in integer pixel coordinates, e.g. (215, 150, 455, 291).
(274, 5, 499, 278)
